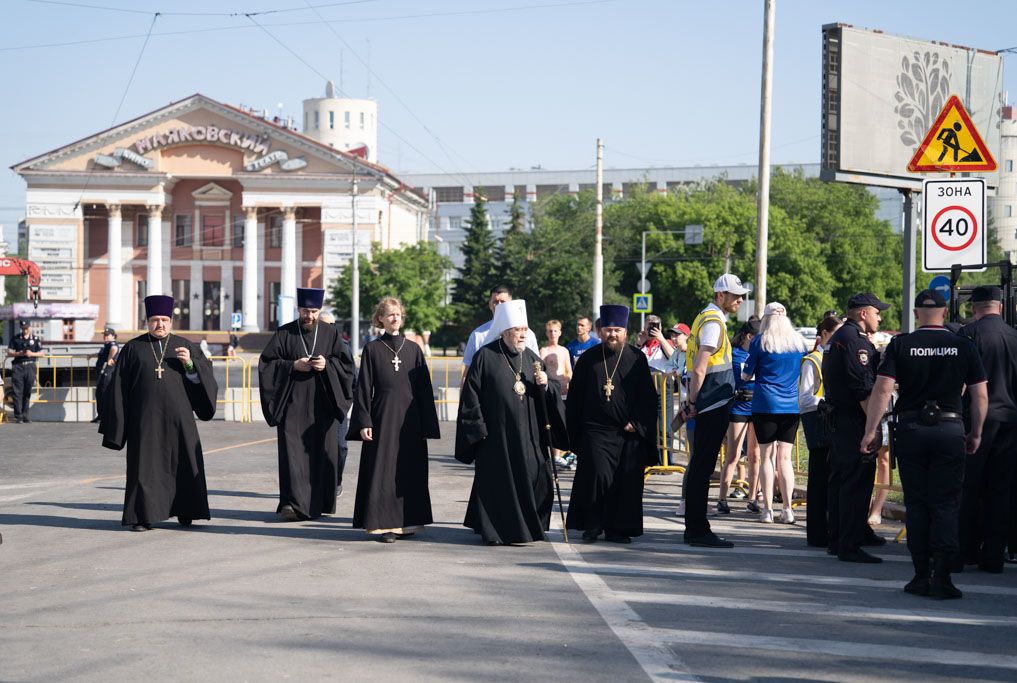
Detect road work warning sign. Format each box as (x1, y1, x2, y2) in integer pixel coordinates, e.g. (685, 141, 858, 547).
(907, 95, 997, 173)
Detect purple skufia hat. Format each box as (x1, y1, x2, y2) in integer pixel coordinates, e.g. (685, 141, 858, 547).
(144, 295, 174, 319)
(297, 287, 325, 309)
(599, 304, 629, 329)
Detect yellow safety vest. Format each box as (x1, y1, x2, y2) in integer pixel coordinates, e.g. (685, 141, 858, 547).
(800, 348, 824, 397)
(686, 307, 734, 410)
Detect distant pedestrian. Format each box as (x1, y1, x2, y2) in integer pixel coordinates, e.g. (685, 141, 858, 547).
(92, 327, 119, 423)
(7, 320, 43, 423)
(565, 316, 599, 367)
(718, 320, 760, 514)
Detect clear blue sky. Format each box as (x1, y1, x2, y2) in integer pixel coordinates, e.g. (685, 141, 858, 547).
(2, 0, 1016, 244)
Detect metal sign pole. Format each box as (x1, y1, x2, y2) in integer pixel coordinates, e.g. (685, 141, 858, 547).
(901, 189, 916, 333)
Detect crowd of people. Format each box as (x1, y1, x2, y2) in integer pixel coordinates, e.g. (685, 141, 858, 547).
(75, 270, 1017, 600)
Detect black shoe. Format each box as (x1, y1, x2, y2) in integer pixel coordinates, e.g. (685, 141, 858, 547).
(397, 531, 416, 539)
(130, 524, 150, 532)
(177, 516, 192, 527)
(278, 505, 300, 522)
(336, 483, 343, 498)
(826, 547, 837, 556)
(377, 532, 397, 543)
(861, 533, 887, 547)
(22, 418, 31, 423)
(716, 500, 731, 514)
(604, 532, 631, 544)
(90, 417, 101, 423)
(904, 575, 931, 596)
(978, 562, 1003, 574)
(838, 549, 883, 564)
(582, 528, 602, 543)
(685, 532, 734, 548)
(931, 556, 963, 599)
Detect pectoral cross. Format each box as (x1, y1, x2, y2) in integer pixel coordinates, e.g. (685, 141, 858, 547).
(155, 364, 164, 379)
(391, 355, 402, 372)
(603, 378, 614, 401)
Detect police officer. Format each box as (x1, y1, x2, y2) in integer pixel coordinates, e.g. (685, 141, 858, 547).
(822, 293, 889, 563)
(862, 289, 987, 598)
(7, 320, 43, 423)
(956, 285, 1017, 573)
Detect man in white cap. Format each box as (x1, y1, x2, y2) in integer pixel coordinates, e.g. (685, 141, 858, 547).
(455, 300, 568, 545)
(680, 273, 749, 548)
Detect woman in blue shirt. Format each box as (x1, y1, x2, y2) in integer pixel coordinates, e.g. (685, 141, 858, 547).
(717, 320, 760, 514)
(743, 302, 809, 524)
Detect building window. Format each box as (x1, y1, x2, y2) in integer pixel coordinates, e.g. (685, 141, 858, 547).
(201, 212, 225, 247)
(329, 111, 335, 129)
(268, 214, 283, 248)
(1007, 159, 1014, 172)
(314, 111, 319, 129)
(434, 186, 464, 203)
(171, 279, 190, 328)
(536, 184, 568, 198)
(513, 185, 528, 200)
(174, 214, 192, 246)
(135, 213, 148, 247)
(477, 186, 506, 202)
(268, 281, 281, 331)
(359, 112, 365, 129)
(1006, 205, 1014, 218)
(447, 217, 463, 231)
(234, 279, 243, 312)
(344, 111, 350, 129)
(232, 214, 245, 248)
(62, 318, 74, 342)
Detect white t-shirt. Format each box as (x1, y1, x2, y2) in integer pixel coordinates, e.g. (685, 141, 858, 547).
(798, 350, 822, 414)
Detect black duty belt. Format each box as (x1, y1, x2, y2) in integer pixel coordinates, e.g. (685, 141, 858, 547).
(898, 410, 963, 422)
(11, 359, 37, 365)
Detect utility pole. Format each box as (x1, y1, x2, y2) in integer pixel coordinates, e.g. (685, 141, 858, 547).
(351, 170, 360, 356)
(755, 0, 775, 316)
(592, 138, 604, 320)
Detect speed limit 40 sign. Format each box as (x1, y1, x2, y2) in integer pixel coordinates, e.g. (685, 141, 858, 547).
(923, 178, 986, 272)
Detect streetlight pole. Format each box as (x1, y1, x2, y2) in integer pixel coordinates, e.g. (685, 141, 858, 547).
(755, 0, 776, 316)
(593, 138, 604, 320)
(350, 170, 360, 357)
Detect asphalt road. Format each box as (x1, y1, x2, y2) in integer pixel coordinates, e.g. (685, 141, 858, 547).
(2, 421, 1016, 682)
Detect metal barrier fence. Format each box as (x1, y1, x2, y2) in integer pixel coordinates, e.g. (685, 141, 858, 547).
(1, 353, 253, 423)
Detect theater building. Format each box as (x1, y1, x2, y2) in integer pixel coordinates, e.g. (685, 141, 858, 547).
(11, 91, 429, 337)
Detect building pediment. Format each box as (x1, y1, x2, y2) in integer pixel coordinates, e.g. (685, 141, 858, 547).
(12, 94, 385, 180)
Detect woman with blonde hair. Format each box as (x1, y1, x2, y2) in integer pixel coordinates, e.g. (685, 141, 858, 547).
(348, 297, 441, 542)
(743, 302, 809, 524)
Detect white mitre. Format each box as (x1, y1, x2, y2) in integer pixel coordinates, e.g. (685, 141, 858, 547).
(489, 299, 529, 340)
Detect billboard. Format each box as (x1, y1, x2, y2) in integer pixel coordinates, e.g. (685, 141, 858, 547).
(821, 24, 1004, 189)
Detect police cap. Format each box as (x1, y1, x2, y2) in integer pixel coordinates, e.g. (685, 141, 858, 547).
(970, 285, 1002, 303)
(914, 289, 947, 308)
(19, 320, 30, 328)
(846, 292, 890, 311)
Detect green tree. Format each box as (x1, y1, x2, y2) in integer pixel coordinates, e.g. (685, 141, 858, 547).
(450, 191, 498, 332)
(328, 242, 451, 333)
(496, 189, 527, 273)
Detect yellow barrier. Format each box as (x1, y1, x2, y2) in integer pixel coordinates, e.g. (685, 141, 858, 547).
(645, 373, 685, 480)
(426, 356, 461, 405)
(207, 355, 252, 422)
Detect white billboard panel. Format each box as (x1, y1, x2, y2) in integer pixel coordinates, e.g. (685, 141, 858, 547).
(821, 24, 1004, 189)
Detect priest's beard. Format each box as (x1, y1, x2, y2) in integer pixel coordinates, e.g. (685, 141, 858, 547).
(510, 341, 525, 353)
(301, 321, 316, 332)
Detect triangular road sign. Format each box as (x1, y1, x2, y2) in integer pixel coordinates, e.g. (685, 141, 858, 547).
(907, 95, 997, 173)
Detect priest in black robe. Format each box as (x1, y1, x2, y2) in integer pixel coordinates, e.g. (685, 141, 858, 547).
(455, 300, 568, 545)
(566, 304, 658, 543)
(100, 295, 218, 531)
(348, 297, 441, 542)
(259, 287, 355, 521)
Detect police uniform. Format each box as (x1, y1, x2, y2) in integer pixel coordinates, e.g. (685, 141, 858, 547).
(957, 285, 1017, 572)
(822, 293, 888, 562)
(877, 289, 986, 597)
(7, 322, 42, 423)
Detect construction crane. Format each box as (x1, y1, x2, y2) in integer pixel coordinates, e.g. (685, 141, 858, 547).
(0, 256, 42, 311)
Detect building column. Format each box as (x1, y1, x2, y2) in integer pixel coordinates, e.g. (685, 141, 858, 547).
(146, 204, 164, 296)
(281, 205, 298, 308)
(106, 203, 123, 329)
(242, 206, 260, 331)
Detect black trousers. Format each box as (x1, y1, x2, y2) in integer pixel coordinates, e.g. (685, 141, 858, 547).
(684, 405, 730, 538)
(11, 362, 35, 420)
(896, 420, 966, 560)
(827, 411, 876, 554)
(801, 410, 829, 547)
(958, 419, 1017, 568)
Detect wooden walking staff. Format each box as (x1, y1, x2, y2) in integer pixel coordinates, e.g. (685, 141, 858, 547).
(534, 361, 569, 544)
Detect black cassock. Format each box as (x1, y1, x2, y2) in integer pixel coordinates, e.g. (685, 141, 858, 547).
(566, 343, 657, 537)
(99, 334, 217, 526)
(347, 333, 441, 532)
(259, 321, 354, 519)
(455, 339, 568, 544)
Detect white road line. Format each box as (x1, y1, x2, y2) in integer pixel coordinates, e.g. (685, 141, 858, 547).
(551, 539, 700, 682)
(616, 591, 1017, 626)
(0, 482, 59, 490)
(571, 561, 1017, 597)
(615, 541, 911, 563)
(650, 626, 1017, 671)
